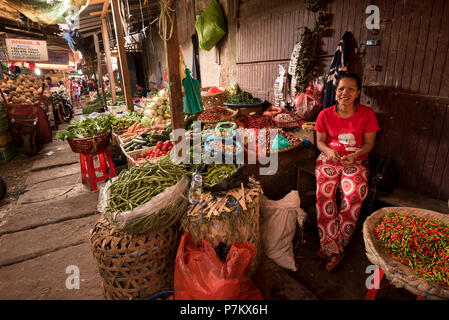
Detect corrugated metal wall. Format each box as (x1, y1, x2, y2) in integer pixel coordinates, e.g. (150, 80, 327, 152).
(237, 0, 449, 201)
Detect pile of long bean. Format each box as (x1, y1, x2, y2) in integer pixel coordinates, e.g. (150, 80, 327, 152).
(106, 157, 190, 213)
(203, 163, 237, 188)
(375, 212, 449, 287)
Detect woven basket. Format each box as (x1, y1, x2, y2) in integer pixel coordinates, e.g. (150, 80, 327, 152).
(90, 216, 181, 300)
(198, 106, 239, 124)
(68, 132, 110, 154)
(181, 179, 262, 276)
(201, 87, 228, 109)
(273, 112, 300, 129)
(363, 206, 449, 300)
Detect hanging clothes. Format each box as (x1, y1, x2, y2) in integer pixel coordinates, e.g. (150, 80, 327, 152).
(191, 34, 201, 83)
(182, 67, 203, 115)
(323, 31, 351, 109)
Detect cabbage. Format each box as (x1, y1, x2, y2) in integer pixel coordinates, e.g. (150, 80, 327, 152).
(141, 116, 152, 127)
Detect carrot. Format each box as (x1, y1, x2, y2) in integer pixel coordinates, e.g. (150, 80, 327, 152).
(128, 123, 137, 133)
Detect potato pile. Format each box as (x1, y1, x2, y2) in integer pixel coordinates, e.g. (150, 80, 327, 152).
(0, 74, 51, 105)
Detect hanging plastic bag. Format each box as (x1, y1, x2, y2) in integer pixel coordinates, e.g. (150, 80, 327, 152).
(294, 77, 324, 121)
(195, 0, 227, 51)
(260, 191, 307, 271)
(174, 233, 263, 300)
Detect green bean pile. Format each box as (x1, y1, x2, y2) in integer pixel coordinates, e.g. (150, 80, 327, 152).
(203, 163, 237, 188)
(106, 157, 190, 213)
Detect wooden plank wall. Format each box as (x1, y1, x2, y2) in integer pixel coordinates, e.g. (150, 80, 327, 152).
(237, 0, 449, 201)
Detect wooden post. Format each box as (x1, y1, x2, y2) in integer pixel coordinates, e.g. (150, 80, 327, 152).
(163, 0, 184, 131)
(101, 17, 117, 104)
(110, 0, 134, 111)
(93, 32, 107, 110)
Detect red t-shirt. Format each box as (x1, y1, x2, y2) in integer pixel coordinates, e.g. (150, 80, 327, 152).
(314, 104, 380, 160)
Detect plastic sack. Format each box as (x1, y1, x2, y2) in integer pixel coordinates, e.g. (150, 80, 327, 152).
(174, 233, 263, 300)
(260, 190, 307, 271)
(98, 176, 189, 234)
(195, 0, 227, 51)
(271, 134, 291, 151)
(294, 78, 324, 121)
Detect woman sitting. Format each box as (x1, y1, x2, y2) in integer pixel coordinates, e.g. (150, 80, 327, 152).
(314, 73, 380, 271)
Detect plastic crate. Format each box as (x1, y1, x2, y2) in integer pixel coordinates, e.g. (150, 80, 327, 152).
(0, 131, 12, 147)
(0, 143, 15, 164)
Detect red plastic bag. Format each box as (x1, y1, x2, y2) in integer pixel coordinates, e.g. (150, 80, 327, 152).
(206, 86, 223, 95)
(174, 233, 263, 300)
(294, 78, 324, 121)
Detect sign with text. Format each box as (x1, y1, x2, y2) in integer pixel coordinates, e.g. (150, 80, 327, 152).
(5, 38, 48, 62)
(47, 51, 70, 65)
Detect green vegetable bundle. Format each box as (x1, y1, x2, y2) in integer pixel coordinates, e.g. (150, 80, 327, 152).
(56, 114, 115, 141)
(111, 111, 143, 131)
(226, 91, 259, 105)
(203, 163, 237, 188)
(101, 157, 191, 234)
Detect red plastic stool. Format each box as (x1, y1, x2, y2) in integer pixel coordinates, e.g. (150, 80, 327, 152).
(79, 148, 117, 191)
(365, 266, 427, 300)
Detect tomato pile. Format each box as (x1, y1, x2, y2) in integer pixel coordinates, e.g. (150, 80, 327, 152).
(133, 140, 173, 161)
(198, 107, 233, 122)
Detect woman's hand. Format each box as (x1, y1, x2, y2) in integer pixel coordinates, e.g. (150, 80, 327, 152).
(340, 153, 357, 166)
(326, 149, 342, 163)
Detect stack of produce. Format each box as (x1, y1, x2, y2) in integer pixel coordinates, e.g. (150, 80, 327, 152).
(56, 114, 115, 141)
(226, 91, 260, 105)
(111, 111, 143, 132)
(262, 105, 283, 117)
(141, 88, 171, 128)
(123, 130, 171, 152)
(203, 163, 237, 188)
(0, 74, 47, 104)
(243, 128, 300, 155)
(242, 114, 276, 129)
(132, 140, 173, 163)
(197, 106, 237, 123)
(375, 212, 449, 288)
(101, 157, 191, 234)
(83, 94, 104, 114)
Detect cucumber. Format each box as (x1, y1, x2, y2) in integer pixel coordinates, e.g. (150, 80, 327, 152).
(132, 138, 148, 145)
(149, 134, 169, 141)
(123, 141, 134, 148)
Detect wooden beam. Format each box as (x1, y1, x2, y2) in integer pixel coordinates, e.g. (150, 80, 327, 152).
(101, 16, 116, 103)
(110, 0, 133, 111)
(163, 0, 184, 131)
(89, 1, 159, 16)
(100, 0, 110, 18)
(93, 32, 107, 110)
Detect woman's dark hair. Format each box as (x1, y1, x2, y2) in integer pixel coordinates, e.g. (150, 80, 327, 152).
(336, 73, 362, 91)
(45, 77, 51, 82)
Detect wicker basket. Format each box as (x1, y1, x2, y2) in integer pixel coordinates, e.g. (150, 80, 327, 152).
(198, 106, 239, 125)
(90, 216, 181, 300)
(273, 112, 301, 129)
(363, 206, 449, 300)
(201, 87, 228, 109)
(67, 132, 111, 154)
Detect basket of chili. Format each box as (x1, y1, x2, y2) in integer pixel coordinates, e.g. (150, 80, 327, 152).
(198, 106, 239, 124)
(363, 206, 449, 300)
